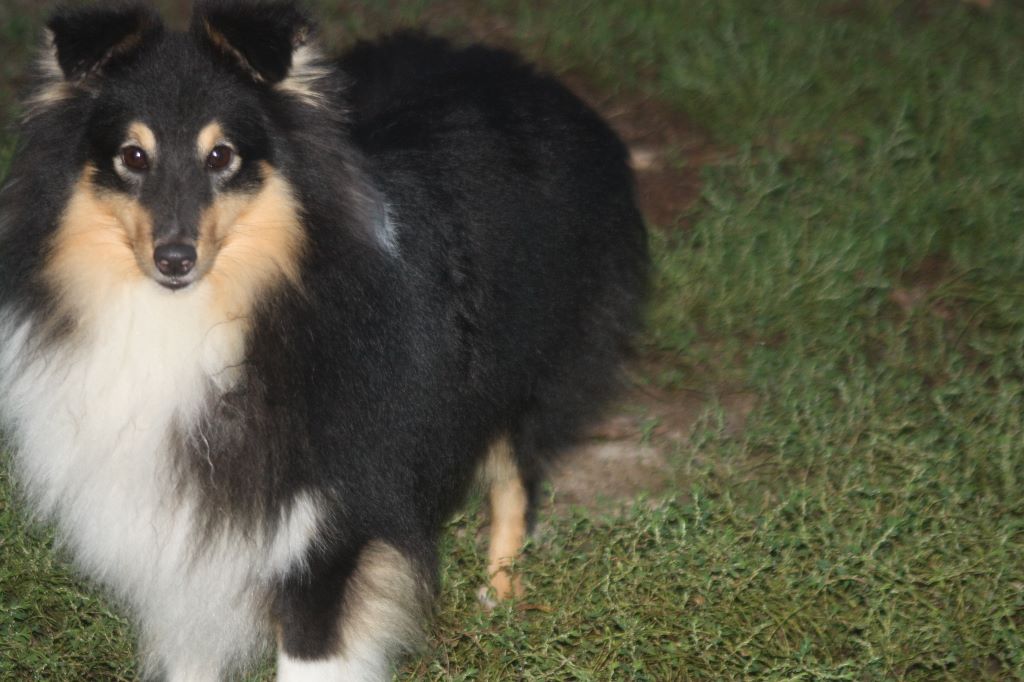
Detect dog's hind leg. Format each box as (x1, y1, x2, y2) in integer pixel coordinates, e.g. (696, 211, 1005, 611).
(479, 437, 528, 605)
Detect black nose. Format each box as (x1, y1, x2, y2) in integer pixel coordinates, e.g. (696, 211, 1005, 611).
(153, 243, 197, 277)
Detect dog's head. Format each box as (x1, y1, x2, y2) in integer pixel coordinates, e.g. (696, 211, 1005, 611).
(28, 1, 334, 306)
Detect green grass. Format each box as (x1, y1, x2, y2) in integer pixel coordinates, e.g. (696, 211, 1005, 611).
(4, 0, 1024, 679)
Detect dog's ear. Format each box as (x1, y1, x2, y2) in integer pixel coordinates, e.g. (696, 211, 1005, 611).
(192, 0, 313, 85)
(46, 4, 162, 80)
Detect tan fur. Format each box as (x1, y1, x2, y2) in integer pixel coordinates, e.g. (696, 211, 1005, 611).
(127, 122, 158, 156)
(199, 162, 307, 320)
(45, 170, 153, 322)
(196, 122, 225, 158)
(276, 44, 332, 108)
(483, 438, 527, 601)
(22, 31, 74, 121)
(339, 541, 428, 658)
(47, 162, 305, 339)
(273, 542, 427, 673)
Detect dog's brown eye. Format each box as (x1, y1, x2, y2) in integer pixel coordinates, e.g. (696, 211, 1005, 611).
(120, 146, 149, 172)
(206, 145, 234, 171)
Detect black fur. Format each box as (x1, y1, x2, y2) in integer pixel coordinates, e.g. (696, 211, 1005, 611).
(194, 0, 312, 84)
(47, 3, 162, 79)
(0, 1, 647, 677)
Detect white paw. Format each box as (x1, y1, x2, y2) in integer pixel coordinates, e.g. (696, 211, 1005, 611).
(477, 584, 499, 611)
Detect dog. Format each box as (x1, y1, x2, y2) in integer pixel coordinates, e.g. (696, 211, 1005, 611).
(0, 1, 647, 679)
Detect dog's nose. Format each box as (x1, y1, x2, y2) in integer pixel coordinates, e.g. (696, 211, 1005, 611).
(154, 243, 197, 277)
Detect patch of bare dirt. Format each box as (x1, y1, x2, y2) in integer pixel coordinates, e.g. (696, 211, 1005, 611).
(549, 441, 672, 508)
(546, 385, 758, 511)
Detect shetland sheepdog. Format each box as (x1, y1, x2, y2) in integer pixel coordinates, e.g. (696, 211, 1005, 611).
(0, 1, 647, 679)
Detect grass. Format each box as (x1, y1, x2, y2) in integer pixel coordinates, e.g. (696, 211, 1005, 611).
(3, 0, 1024, 679)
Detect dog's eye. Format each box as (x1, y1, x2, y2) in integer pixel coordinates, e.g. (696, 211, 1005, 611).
(120, 146, 149, 172)
(206, 145, 234, 172)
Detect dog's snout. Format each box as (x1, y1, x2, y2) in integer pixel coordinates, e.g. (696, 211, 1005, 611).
(154, 243, 197, 278)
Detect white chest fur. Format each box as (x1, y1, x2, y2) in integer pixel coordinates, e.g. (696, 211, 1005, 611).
(0, 281, 322, 676)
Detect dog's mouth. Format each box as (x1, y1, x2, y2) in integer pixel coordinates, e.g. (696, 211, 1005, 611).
(157, 276, 195, 291)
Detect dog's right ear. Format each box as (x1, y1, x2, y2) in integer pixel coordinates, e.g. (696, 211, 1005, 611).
(46, 4, 163, 80)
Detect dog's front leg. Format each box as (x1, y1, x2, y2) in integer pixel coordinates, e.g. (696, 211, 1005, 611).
(274, 539, 430, 682)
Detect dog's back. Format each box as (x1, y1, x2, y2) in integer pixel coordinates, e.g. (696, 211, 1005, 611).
(342, 31, 648, 487)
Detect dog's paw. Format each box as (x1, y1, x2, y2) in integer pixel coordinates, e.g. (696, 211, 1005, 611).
(476, 584, 499, 611)
(477, 569, 524, 610)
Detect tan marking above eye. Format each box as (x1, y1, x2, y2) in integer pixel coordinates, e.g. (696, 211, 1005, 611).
(197, 122, 225, 158)
(114, 122, 157, 178)
(126, 122, 157, 158)
(197, 122, 240, 174)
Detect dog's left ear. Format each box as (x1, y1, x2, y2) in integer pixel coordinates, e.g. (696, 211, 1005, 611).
(192, 0, 312, 85)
